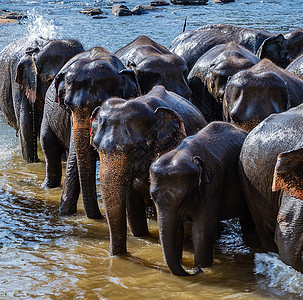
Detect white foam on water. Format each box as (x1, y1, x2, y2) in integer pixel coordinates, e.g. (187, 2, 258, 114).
(254, 252, 303, 297)
(25, 8, 61, 42)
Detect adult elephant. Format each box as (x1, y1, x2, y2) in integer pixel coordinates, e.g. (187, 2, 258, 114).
(223, 58, 303, 131)
(0, 36, 84, 162)
(40, 46, 141, 219)
(90, 85, 207, 255)
(187, 41, 260, 122)
(257, 28, 303, 68)
(114, 35, 191, 98)
(239, 104, 303, 272)
(169, 23, 273, 71)
(150, 122, 251, 276)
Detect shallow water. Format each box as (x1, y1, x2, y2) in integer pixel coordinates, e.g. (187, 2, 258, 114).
(0, 0, 303, 299)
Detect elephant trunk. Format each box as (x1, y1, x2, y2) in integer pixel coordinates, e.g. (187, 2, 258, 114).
(99, 151, 130, 256)
(72, 108, 103, 219)
(158, 210, 189, 276)
(19, 101, 39, 162)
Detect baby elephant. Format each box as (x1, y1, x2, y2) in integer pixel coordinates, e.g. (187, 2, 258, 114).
(150, 122, 252, 276)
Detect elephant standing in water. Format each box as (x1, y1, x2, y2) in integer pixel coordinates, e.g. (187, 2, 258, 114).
(150, 122, 251, 276)
(257, 28, 303, 68)
(169, 24, 273, 71)
(239, 104, 303, 272)
(90, 85, 207, 255)
(115, 35, 191, 98)
(223, 59, 303, 131)
(0, 36, 84, 162)
(40, 46, 141, 219)
(187, 41, 260, 122)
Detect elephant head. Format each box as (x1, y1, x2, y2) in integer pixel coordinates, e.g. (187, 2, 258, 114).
(205, 43, 260, 103)
(54, 49, 141, 219)
(223, 60, 290, 131)
(257, 29, 303, 68)
(14, 38, 84, 162)
(128, 54, 191, 99)
(90, 96, 187, 255)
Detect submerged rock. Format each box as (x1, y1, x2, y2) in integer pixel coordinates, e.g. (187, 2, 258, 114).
(78, 8, 103, 16)
(170, 0, 207, 4)
(131, 5, 160, 15)
(150, 0, 170, 6)
(212, 0, 235, 3)
(112, 4, 132, 16)
(0, 12, 27, 20)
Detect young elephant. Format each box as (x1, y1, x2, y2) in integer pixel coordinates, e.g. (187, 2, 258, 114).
(150, 122, 251, 276)
(239, 104, 303, 272)
(115, 35, 191, 98)
(90, 85, 207, 256)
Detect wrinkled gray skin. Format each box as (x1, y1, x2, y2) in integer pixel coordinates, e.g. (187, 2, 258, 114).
(0, 37, 84, 162)
(90, 85, 207, 256)
(40, 46, 141, 219)
(115, 35, 191, 99)
(188, 41, 260, 122)
(239, 104, 303, 272)
(169, 24, 273, 71)
(150, 122, 251, 276)
(257, 28, 303, 68)
(223, 58, 303, 131)
(286, 53, 303, 79)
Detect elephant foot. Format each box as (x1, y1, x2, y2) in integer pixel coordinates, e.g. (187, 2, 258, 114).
(130, 226, 149, 237)
(59, 198, 78, 216)
(86, 209, 105, 220)
(41, 177, 61, 189)
(193, 266, 203, 275)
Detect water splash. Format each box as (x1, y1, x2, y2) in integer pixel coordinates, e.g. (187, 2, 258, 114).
(25, 8, 60, 42)
(254, 252, 303, 297)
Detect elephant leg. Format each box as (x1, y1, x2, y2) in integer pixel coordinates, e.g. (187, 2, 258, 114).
(40, 120, 64, 188)
(239, 202, 256, 236)
(126, 189, 148, 237)
(59, 134, 80, 216)
(275, 194, 303, 272)
(192, 219, 216, 268)
(239, 164, 278, 252)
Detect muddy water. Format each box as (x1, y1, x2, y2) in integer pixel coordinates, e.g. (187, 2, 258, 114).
(1, 0, 303, 298)
(0, 112, 291, 299)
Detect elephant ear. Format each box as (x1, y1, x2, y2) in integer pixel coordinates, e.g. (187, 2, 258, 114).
(154, 107, 187, 155)
(54, 72, 66, 106)
(256, 34, 287, 67)
(193, 153, 223, 188)
(193, 156, 210, 186)
(15, 48, 39, 104)
(272, 148, 303, 200)
(89, 106, 102, 147)
(119, 69, 142, 99)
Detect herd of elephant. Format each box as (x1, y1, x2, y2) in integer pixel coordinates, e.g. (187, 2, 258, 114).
(1, 23, 303, 276)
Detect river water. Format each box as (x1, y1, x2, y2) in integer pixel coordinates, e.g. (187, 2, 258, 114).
(0, 0, 303, 299)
